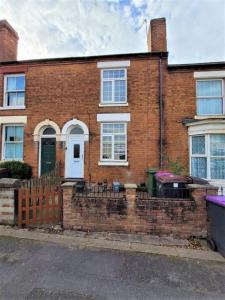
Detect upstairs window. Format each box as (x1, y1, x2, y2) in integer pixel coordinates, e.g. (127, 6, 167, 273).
(101, 69, 127, 104)
(196, 80, 224, 115)
(4, 74, 25, 108)
(3, 125, 24, 160)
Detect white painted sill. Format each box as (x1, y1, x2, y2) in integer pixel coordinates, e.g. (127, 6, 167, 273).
(99, 103, 128, 107)
(194, 115, 225, 119)
(0, 106, 26, 110)
(98, 161, 129, 166)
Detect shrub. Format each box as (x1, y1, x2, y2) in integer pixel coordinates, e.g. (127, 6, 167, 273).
(0, 161, 32, 180)
(164, 157, 185, 176)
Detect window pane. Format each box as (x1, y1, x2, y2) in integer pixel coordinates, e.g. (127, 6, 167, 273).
(7, 77, 16, 91)
(103, 70, 125, 79)
(5, 144, 15, 159)
(7, 92, 17, 106)
(17, 92, 25, 106)
(210, 135, 225, 156)
(113, 123, 125, 134)
(102, 136, 112, 159)
(192, 136, 205, 154)
(103, 81, 112, 102)
(16, 76, 25, 90)
(114, 80, 126, 102)
(114, 135, 126, 160)
(70, 126, 84, 134)
(102, 124, 125, 134)
(211, 158, 225, 179)
(5, 126, 15, 141)
(197, 98, 223, 115)
(102, 124, 114, 134)
(73, 144, 80, 158)
(15, 126, 23, 141)
(197, 80, 222, 97)
(191, 157, 207, 178)
(15, 143, 23, 159)
(43, 127, 56, 135)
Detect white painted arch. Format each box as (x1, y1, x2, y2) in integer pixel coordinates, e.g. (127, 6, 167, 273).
(33, 119, 61, 141)
(61, 118, 89, 141)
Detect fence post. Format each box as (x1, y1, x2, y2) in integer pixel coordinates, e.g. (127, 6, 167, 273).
(124, 183, 137, 232)
(0, 178, 21, 225)
(187, 184, 219, 237)
(61, 182, 77, 229)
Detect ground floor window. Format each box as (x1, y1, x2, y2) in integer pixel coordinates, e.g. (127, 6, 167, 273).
(101, 123, 127, 161)
(3, 125, 24, 160)
(191, 134, 225, 179)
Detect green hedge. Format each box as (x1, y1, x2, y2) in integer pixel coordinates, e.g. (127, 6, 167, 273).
(0, 161, 32, 180)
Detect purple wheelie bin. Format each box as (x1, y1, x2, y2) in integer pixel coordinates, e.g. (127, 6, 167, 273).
(206, 195, 225, 258)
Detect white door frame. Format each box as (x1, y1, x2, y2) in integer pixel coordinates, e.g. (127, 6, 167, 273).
(65, 135, 84, 178)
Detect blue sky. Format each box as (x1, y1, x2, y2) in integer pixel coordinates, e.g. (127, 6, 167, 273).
(0, 0, 224, 64)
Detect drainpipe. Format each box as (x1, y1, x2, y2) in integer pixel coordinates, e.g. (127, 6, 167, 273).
(159, 55, 164, 169)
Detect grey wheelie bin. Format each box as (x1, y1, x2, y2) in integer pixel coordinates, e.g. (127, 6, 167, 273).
(206, 195, 225, 258)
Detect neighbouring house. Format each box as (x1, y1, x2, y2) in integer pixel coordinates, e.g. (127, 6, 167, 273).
(0, 18, 224, 186)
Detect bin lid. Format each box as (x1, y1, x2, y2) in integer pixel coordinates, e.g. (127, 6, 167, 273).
(206, 195, 225, 208)
(155, 171, 191, 184)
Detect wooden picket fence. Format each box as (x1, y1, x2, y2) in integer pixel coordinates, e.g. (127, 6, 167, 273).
(17, 162, 63, 227)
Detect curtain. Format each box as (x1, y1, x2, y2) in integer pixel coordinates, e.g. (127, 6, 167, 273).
(191, 157, 207, 178)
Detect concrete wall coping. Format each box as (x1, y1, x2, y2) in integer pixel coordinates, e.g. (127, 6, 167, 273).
(0, 178, 21, 188)
(61, 182, 77, 188)
(124, 184, 137, 189)
(187, 184, 218, 190)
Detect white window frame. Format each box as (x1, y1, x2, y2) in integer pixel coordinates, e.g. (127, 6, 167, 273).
(3, 74, 26, 109)
(2, 124, 24, 161)
(196, 79, 225, 116)
(190, 134, 225, 180)
(100, 68, 127, 104)
(100, 122, 128, 164)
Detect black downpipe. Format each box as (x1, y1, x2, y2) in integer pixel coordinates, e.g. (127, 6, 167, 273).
(159, 56, 164, 169)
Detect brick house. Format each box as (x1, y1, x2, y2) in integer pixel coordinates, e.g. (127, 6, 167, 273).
(0, 18, 224, 186)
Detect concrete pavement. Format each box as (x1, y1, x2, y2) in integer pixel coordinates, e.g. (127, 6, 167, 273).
(0, 227, 224, 263)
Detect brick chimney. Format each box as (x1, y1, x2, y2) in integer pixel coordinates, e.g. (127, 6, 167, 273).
(147, 18, 167, 52)
(0, 20, 19, 62)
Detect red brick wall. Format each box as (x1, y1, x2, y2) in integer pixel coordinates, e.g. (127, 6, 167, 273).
(0, 56, 164, 183)
(63, 184, 216, 238)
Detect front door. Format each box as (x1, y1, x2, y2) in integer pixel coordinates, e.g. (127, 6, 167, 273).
(67, 138, 84, 178)
(41, 138, 56, 175)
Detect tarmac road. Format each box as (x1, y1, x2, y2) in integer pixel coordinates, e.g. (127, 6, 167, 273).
(0, 236, 225, 300)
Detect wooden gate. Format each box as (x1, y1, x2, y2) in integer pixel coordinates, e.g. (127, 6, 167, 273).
(18, 163, 62, 227)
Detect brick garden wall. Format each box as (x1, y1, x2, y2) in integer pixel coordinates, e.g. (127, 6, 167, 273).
(63, 183, 218, 239)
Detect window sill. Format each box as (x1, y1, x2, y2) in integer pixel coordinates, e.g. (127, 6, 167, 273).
(99, 103, 128, 107)
(194, 115, 225, 120)
(0, 106, 26, 110)
(1, 159, 24, 162)
(98, 161, 129, 166)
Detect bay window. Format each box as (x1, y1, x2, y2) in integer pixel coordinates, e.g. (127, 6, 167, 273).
(3, 125, 24, 160)
(4, 74, 25, 108)
(196, 80, 224, 115)
(191, 134, 225, 179)
(101, 123, 127, 161)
